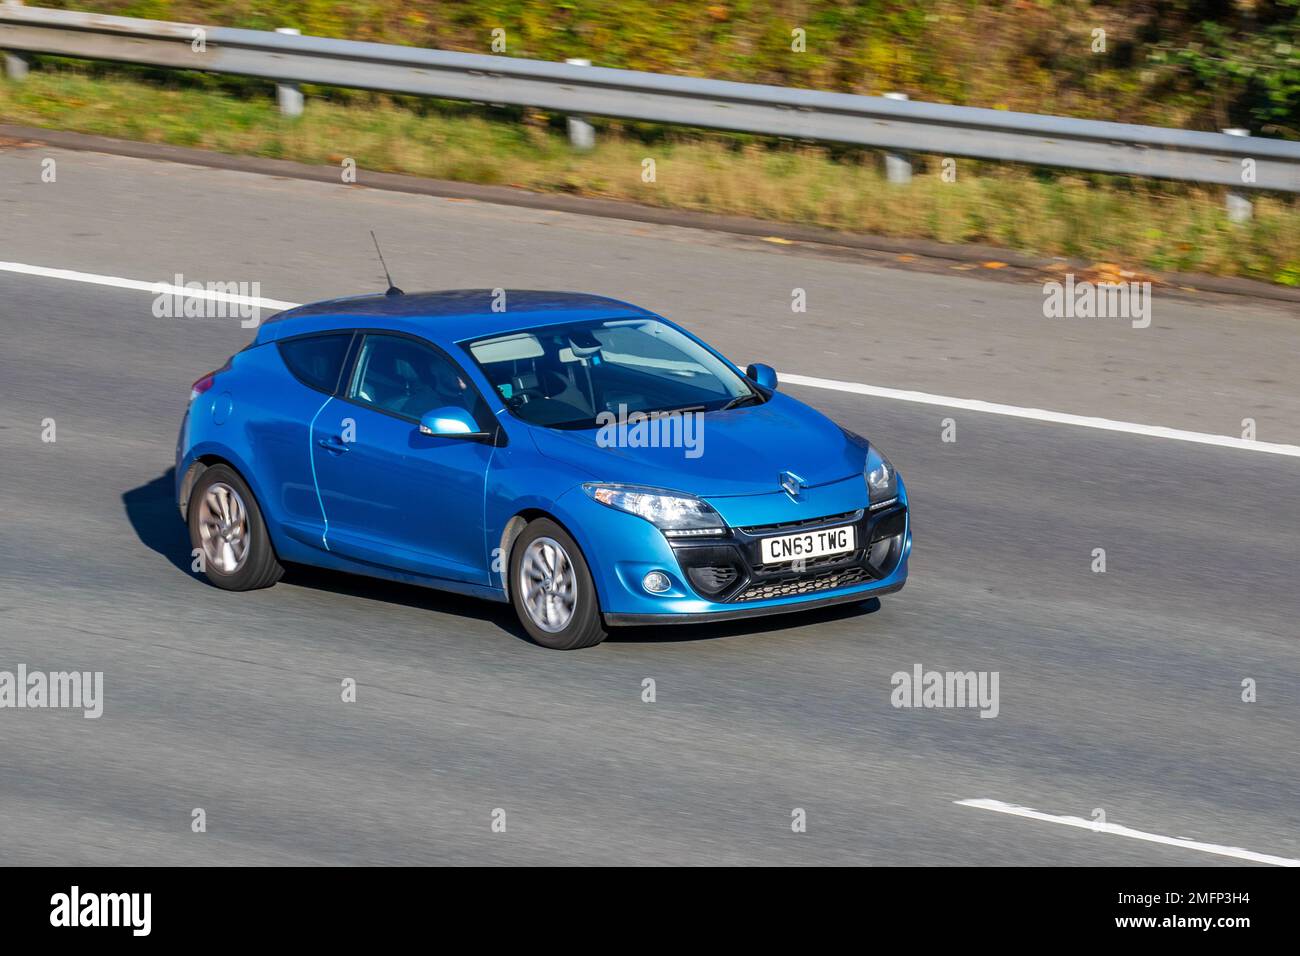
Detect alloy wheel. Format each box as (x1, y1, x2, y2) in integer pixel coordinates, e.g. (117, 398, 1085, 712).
(518, 536, 578, 632)
(197, 480, 251, 574)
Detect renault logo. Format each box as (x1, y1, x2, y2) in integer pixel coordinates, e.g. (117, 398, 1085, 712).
(779, 470, 806, 499)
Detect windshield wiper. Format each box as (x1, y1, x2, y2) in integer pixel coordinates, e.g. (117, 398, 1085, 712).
(721, 392, 763, 411)
(639, 403, 706, 418)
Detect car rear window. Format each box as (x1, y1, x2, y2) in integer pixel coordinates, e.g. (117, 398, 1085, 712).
(277, 333, 352, 394)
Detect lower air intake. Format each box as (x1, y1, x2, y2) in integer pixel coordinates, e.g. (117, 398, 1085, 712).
(734, 566, 870, 602)
(687, 565, 739, 595)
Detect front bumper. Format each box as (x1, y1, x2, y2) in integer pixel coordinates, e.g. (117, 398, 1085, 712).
(604, 579, 905, 625)
(568, 477, 911, 626)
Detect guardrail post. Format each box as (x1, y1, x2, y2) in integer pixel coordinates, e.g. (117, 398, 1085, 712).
(564, 59, 595, 150)
(882, 93, 912, 184)
(3, 51, 27, 80)
(275, 28, 304, 117)
(1222, 127, 1252, 223)
(2, 0, 28, 80)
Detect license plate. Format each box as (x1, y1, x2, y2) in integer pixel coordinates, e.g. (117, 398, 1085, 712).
(759, 525, 856, 564)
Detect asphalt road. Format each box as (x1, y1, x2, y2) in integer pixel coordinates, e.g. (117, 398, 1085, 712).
(0, 146, 1297, 865)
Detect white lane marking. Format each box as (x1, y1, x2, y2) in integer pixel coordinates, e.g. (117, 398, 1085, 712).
(956, 798, 1300, 866)
(0, 261, 298, 311)
(3, 260, 1297, 459)
(781, 372, 1300, 458)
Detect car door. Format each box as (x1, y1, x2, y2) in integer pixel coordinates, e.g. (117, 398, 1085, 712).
(310, 332, 496, 584)
(252, 330, 355, 550)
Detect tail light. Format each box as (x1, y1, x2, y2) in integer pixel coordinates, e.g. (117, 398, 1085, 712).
(190, 372, 218, 402)
(189, 350, 240, 404)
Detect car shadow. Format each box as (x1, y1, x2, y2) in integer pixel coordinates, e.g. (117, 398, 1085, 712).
(123, 469, 878, 645)
(123, 468, 197, 576)
(279, 563, 528, 638)
(123, 469, 532, 638)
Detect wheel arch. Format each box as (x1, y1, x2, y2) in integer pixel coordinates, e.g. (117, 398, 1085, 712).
(178, 447, 270, 528)
(497, 507, 593, 604)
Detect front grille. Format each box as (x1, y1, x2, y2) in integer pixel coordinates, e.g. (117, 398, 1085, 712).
(738, 510, 861, 536)
(734, 566, 871, 602)
(757, 551, 862, 573)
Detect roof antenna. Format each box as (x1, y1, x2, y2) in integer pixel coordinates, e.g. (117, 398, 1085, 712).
(370, 230, 404, 296)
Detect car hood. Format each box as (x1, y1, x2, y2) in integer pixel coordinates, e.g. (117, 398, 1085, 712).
(525, 392, 866, 498)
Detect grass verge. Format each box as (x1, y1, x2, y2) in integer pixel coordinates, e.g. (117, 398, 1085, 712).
(2, 67, 1297, 285)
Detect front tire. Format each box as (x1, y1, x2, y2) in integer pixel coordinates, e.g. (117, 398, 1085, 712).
(188, 464, 283, 591)
(509, 518, 606, 649)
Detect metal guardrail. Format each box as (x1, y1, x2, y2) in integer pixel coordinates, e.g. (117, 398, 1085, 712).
(2, 3, 1298, 192)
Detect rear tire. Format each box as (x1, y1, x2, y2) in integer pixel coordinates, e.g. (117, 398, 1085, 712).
(509, 518, 606, 649)
(188, 464, 283, 591)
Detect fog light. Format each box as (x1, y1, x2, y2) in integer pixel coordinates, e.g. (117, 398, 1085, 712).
(642, 571, 672, 594)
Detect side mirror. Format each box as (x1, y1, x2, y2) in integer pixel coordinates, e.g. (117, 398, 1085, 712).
(745, 363, 778, 391)
(419, 407, 488, 438)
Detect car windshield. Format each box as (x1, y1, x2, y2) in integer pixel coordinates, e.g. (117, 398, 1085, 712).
(463, 317, 761, 428)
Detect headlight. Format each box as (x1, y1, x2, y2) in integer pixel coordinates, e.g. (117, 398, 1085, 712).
(865, 448, 898, 510)
(583, 483, 726, 537)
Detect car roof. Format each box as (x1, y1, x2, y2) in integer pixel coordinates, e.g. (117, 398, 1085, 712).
(253, 289, 655, 345)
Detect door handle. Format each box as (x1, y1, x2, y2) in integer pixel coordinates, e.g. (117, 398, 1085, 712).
(317, 436, 350, 453)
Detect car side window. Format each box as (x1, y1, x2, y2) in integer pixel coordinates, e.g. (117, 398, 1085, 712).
(348, 334, 488, 424)
(277, 333, 352, 394)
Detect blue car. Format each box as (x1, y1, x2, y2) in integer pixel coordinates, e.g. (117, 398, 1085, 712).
(176, 290, 909, 649)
